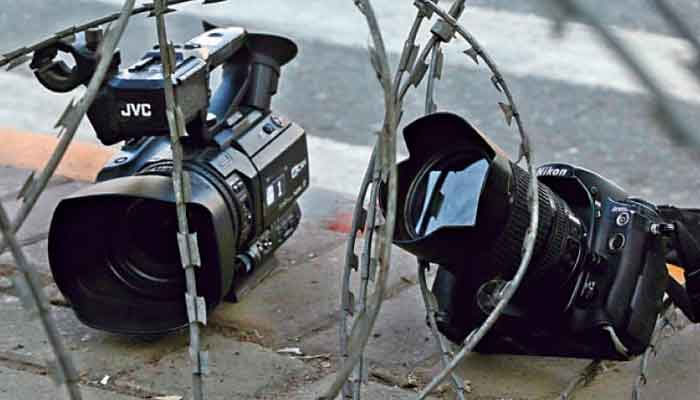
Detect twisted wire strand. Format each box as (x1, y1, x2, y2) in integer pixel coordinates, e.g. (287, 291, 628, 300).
(632, 300, 678, 400)
(547, 2, 700, 398)
(418, 261, 468, 400)
(548, 0, 700, 153)
(0, 1, 137, 399)
(0, 0, 211, 70)
(335, 1, 538, 399)
(0, 1, 224, 398)
(412, 1, 539, 397)
(152, 1, 209, 398)
(325, 0, 400, 397)
(339, 145, 376, 399)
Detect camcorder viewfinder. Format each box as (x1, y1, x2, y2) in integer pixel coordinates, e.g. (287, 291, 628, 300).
(380, 112, 700, 360)
(31, 24, 310, 335)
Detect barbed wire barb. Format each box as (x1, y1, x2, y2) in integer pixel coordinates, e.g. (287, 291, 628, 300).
(334, 1, 538, 399)
(324, 0, 399, 397)
(153, 1, 210, 398)
(409, 1, 539, 397)
(542, 3, 700, 394)
(0, 1, 137, 399)
(418, 261, 468, 400)
(0, 0, 216, 70)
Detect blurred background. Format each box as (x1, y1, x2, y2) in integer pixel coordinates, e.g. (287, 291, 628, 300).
(1, 0, 699, 205)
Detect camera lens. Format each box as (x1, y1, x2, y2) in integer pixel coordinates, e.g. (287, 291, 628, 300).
(48, 173, 238, 334)
(107, 199, 186, 300)
(399, 145, 586, 307)
(406, 152, 490, 239)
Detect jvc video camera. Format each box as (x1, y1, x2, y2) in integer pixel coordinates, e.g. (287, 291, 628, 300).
(380, 113, 700, 360)
(32, 25, 310, 335)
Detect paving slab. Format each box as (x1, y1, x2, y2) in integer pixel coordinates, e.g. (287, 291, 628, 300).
(405, 317, 700, 400)
(0, 366, 140, 400)
(0, 179, 86, 243)
(0, 166, 34, 199)
(115, 334, 313, 400)
(0, 238, 50, 276)
(286, 372, 439, 400)
(300, 281, 439, 382)
(211, 230, 424, 347)
(0, 299, 192, 381)
(573, 323, 700, 400)
(417, 353, 592, 400)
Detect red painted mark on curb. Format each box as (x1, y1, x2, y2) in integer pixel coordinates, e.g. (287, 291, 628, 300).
(326, 211, 363, 235)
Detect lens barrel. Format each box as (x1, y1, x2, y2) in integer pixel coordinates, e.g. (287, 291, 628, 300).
(382, 112, 586, 326)
(49, 166, 239, 335)
(488, 161, 585, 309)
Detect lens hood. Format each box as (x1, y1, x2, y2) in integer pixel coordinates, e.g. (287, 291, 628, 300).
(49, 174, 237, 335)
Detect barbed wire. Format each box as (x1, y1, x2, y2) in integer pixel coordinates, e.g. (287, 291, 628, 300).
(325, 0, 400, 396)
(332, 1, 539, 399)
(418, 261, 468, 400)
(153, 0, 209, 398)
(334, 1, 700, 399)
(0, 0, 224, 257)
(1, 1, 697, 399)
(548, 0, 700, 154)
(0, 0, 225, 71)
(632, 299, 680, 400)
(0, 1, 137, 399)
(0, 1, 225, 398)
(546, 2, 700, 399)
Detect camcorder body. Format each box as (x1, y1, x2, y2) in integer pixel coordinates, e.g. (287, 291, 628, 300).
(32, 25, 310, 334)
(381, 112, 700, 360)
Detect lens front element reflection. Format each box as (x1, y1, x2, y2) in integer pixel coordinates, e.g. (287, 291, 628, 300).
(408, 153, 490, 238)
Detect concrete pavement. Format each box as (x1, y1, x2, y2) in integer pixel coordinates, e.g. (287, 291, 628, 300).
(0, 131, 696, 400)
(0, 0, 700, 398)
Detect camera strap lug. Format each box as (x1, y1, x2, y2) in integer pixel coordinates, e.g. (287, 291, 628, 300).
(650, 223, 675, 235)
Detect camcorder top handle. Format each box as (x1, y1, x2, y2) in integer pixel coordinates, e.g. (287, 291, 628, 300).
(29, 22, 298, 146)
(657, 205, 700, 322)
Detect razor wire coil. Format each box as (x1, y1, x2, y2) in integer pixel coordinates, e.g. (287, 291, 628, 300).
(0, 1, 698, 399)
(332, 0, 540, 399)
(335, 1, 700, 400)
(0, 1, 225, 399)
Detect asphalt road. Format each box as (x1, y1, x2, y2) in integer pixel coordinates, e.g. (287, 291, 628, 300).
(1, 0, 699, 205)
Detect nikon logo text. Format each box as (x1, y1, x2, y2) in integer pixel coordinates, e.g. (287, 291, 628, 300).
(120, 103, 152, 118)
(537, 166, 570, 177)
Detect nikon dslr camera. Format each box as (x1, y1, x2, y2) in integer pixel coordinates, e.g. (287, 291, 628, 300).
(31, 25, 309, 335)
(381, 113, 700, 360)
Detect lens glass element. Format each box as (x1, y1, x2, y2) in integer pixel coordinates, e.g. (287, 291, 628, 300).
(107, 199, 186, 299)
(407, 152, 490, 238)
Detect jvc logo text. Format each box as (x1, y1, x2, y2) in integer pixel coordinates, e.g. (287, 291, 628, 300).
(120, 103, 152, 118)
